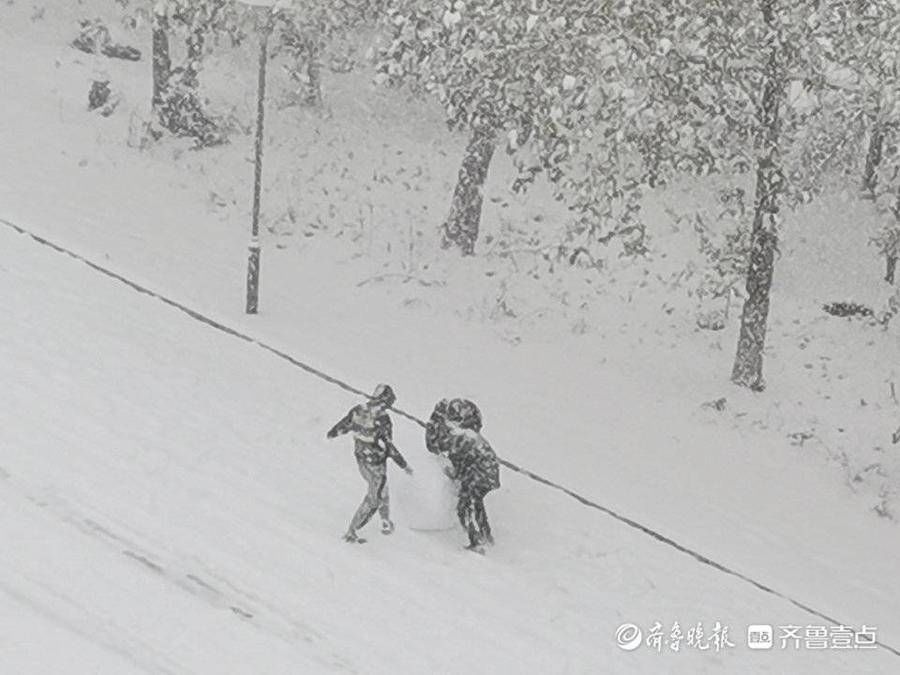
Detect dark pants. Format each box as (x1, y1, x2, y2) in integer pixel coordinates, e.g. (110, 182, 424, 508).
(457, 483, 493, 547)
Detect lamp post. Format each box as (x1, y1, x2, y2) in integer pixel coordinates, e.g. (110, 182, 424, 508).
(239, 0, 278, 314)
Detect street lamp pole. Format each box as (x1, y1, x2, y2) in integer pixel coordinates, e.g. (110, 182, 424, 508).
(243, 0, 276, 314)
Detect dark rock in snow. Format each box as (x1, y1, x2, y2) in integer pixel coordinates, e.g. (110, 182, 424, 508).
(88, 80, 110, 111)
(823, 301, 874, 318)
(72, 19, 141, 61)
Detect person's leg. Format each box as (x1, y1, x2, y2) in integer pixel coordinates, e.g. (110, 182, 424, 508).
(457, 485, 479, 547)
(474, 487, 493, 545)
(378, 483, 394, 534)
(346, 461, 386, 539)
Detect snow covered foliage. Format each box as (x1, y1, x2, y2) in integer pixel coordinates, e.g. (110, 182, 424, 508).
(152, 0, 244, 79)
(145, 0, 245, 145)
(807, 1, 900, 290)
(371, 0, 900, 390)
(598, 0, 899, 388)
(688, 187, 753, 306)
(841, 2, 900, 287)
(271, 0, 386, 107)
(374, 0, 662, 256)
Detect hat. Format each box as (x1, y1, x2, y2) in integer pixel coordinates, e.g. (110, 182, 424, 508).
(371, 383, 396, 407)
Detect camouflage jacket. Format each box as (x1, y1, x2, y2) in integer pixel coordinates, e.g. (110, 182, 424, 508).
(425, 398, 482, 454)
(328, 405, 408, 468)
(426, 400, 499, 490)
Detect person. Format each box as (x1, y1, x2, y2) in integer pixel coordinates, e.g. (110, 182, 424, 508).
(327, 384, 412, 543)
(426, 398, 500, 552)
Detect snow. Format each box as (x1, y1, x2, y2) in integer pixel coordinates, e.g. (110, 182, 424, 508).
(1, 1, 899, 673)
(2, 226, 894, 673)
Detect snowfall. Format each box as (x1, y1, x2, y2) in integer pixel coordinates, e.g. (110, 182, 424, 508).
(1, 2, 899, 674)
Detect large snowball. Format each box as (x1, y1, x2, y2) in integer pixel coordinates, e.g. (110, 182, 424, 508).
(394, 455, 458, 531)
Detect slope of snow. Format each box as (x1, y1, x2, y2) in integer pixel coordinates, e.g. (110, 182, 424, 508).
(2, 202, 896, 675)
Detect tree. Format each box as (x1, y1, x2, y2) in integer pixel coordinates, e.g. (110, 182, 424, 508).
(378, 0, 882, 391)
(377, 1, 656, 256)
(729, 0, 787, 390)
(862, 119, 884, 198)
(274, 8, 324, 107)
(271, 1, 385, 108)
(443, 112, 497, 254)
(151, 5, 172, 113)
(831, 0, 900, 284)
(632, 0, 876, 389)
(149, 0, 242, 145)
(875, 190, 900, 284)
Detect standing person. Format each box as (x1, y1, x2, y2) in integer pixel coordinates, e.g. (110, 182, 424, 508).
(327, 384, 412, 543)
(426, 398, 500, 552)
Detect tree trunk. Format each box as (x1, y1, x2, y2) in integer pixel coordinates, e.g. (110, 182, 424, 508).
(861, 122, 883, 199)
(442, 124, 496, 255)
(887, 188, 900, 285)
(151, 9, 171, 111)
(882, 184, 900, 286)
(731, 1, 784, 391)
(303, 40, 322, 106)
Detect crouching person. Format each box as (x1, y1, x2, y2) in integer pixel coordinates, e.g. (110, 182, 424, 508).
(426, 398, 500, 552)
(327, 384, 412, 543)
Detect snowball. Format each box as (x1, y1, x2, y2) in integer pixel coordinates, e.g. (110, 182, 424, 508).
(394, 455, 458, 531)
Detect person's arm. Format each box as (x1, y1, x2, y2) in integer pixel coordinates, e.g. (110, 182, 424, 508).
(376, 414, 412, 473)
(326, 407, 356, 439)
(425, 399, 451, 455)
(387, 443, 411, 472)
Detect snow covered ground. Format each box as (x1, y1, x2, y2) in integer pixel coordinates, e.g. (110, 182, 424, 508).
(2, 200, 896, 675)
(1, 1, 899, 673)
